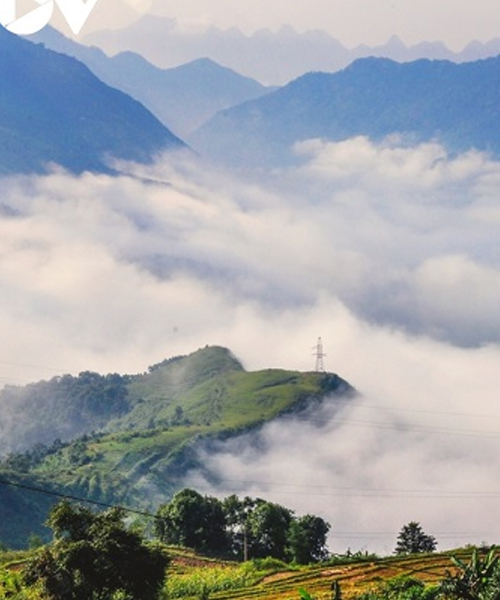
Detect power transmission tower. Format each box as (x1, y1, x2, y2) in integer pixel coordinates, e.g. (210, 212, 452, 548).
(313, 337, 326, 372)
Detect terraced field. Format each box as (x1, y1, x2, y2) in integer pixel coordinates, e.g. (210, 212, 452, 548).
(0, 544, 489, 600)
(168, 548, 477, 600)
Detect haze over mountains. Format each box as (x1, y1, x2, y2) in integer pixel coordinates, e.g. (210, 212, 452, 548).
(84, 16, 500, 84)
(191, 55, 500, 167)
(20, 24, 500, 173)
(30, 27, 273, 138)
(0, 27, 184, 174)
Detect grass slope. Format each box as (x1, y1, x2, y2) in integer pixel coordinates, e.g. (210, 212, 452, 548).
(0, 346, 353, 548)
(32, 347, 351, 503)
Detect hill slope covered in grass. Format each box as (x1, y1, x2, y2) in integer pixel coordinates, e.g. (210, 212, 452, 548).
(0, 346, 354, 548)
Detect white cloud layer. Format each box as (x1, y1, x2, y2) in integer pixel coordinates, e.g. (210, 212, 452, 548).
(1, 138, 500, 552)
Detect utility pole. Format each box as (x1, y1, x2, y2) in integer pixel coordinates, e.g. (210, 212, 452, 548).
(243, 524, 248, 562)
(313, 337, 326, 372)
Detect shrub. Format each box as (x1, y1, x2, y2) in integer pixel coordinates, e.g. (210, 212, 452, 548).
(356, 576, 440, 600)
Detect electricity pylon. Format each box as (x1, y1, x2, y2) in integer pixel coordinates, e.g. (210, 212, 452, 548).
(313, 337, 326, 372)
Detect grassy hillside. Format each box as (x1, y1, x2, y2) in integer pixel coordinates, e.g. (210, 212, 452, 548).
(0, 346, 353, 548)
(29, 349, 351, 504)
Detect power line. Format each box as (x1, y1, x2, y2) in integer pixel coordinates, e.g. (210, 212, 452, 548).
(332, 531, 494, 538)
(1, 476, 498, 546)
(3, 471, 500, 506)
(205, 480, 500, 499)
(0, 477, 159, 520)
(317, 396, 500, 422)
(0, 478, 500, 540)
(274, 405, 500, 438)
(318, 417, 500, 438)
(267, 412, 500, 439)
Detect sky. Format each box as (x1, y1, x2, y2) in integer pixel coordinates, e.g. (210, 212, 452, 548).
(104, 0, 500, 49)
(71, 0, 500, 83)
(2, 140, 500, 553)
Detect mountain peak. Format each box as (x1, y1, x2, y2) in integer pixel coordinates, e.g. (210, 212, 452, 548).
(147, 345, 244, 380)
(0, 30, 185, 174)
(384, 35, 407, 50)
(191, 54, 500, 167)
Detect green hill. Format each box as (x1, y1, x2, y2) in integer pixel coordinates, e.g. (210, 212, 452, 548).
(0, 346, 354, 548)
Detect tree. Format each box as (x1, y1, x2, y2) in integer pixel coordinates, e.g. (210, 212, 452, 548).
(155, 489, 229, 555)
(156, 489, 331, 563)
(441, 547, 500, 600)
(394, 521, 437, 555)
(287, 515, 330, 564)
(247, 500, 293, 561)
(23, 501, 169, 600)
(222, 494, 258, 560)
(223, 496, 324, 563)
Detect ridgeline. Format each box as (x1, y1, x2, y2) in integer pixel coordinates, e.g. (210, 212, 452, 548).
(0, 345, 354, 548)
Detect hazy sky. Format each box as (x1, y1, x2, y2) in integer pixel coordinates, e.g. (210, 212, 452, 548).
(113, 0, 500, 49)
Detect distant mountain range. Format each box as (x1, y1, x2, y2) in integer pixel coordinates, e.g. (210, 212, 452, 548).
(0, 346, 353, 548)
(84, 16, 500, 85)
(30, 27, 273, 138)
(190, 55, 500, 168)
(0, 27, 184, 175)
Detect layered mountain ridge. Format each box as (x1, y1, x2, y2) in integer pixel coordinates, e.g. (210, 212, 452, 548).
(84, 14, 500, 85)
(0, 27, 185, 175)
(191, 55, 500, 167)
(30, 27, 274, 138)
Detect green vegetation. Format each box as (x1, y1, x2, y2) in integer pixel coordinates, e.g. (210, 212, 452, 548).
(395, 523, 438, 556)
(441, 547, 500, 600)
(1, 533, 500, 600)
(23, 501, 168, 600)
(162, 563, 256, 599)
(0, 470, 58, 551)
(0, 346, 353, 549)
(155, 489, 330, 564)
(158, 546, 500, 600)
(0, 372, 131, 455)
(2, 349, 500, 600)
(355, 576, 439, 600)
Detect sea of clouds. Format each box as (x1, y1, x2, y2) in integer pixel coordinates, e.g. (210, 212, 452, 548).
(1, 137, 500, 553)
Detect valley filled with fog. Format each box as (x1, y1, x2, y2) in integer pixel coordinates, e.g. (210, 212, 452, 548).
(1, 138, 500, 552)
